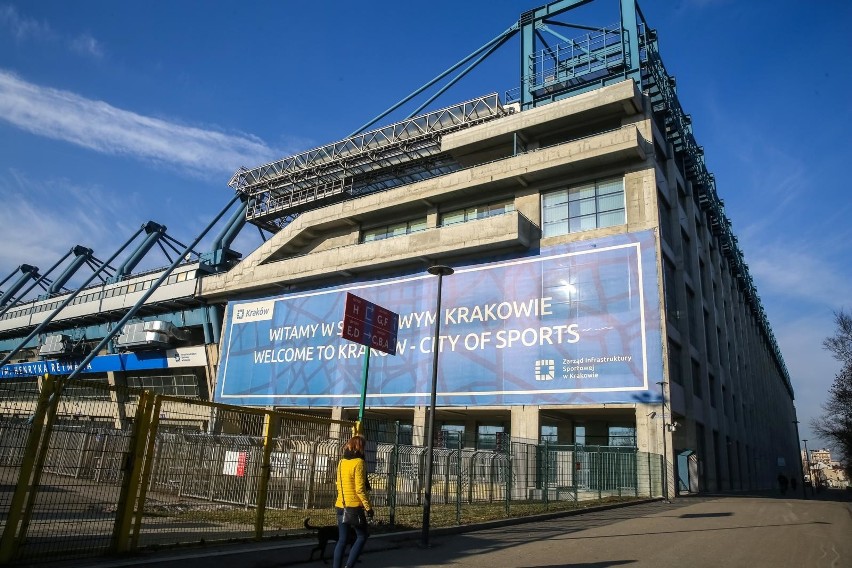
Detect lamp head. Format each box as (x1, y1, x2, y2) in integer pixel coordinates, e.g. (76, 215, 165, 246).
(428, 265, 454, 277)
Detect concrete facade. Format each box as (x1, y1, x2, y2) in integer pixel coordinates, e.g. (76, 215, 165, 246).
(200, 79, 799, 495)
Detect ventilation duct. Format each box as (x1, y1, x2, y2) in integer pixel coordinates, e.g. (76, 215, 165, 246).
(38, 334, 72, 358)
(115, 321, 190, 351)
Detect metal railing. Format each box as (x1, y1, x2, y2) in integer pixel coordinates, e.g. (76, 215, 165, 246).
(0, 376, 662, 564)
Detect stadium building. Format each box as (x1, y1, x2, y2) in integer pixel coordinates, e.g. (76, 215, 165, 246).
(0, 0, 800, 496)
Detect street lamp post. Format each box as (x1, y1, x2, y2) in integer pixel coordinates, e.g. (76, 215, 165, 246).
(802, 439, 813, 497)
(421, 265, 453, 548)
(656, 380, 670, 502)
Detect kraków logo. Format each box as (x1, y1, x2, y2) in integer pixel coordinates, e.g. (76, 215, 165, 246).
(232, 300, 276, 324)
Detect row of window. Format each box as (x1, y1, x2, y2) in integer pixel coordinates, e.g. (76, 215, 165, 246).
(0, 374, 202, 401)
(543, 178, 625, 237)
(4, 180, 626, 323)
(126, 374, 202, 398)
(0, 271, 194, 321)
(426, 422, 637, 449)
(361, 200, 519, 243)
(361, 178, 625, 243)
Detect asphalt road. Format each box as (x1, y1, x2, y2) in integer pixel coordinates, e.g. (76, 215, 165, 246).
(57, 490, 852, 568)
(356, 493, 852, 568)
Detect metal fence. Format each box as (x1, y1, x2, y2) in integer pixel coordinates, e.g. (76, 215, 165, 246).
(0, 375, 663, 564)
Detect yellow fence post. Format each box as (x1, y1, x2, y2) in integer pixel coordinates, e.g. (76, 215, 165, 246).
(0, 374, 58, 563)
(111, 390, 155, 553)
(130, 395, 163, 550)
(254, 411, 275, 540)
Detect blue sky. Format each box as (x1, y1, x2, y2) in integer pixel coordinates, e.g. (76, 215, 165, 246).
(1, 0, 850, 453)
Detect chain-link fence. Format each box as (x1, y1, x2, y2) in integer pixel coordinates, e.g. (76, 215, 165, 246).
(0, 375, 663, 564)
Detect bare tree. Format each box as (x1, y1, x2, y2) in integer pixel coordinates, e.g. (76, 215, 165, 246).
(812, 310, 852, 478)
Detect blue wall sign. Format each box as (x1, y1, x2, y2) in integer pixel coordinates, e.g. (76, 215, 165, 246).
(216, 231, 664, 407)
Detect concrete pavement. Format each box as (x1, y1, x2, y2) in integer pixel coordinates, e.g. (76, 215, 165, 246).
(43, 490, 852, 568)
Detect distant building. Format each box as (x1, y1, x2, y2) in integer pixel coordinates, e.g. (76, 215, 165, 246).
(811, 448, 832, 466)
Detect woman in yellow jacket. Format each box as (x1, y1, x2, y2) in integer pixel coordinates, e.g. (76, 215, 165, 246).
(334, 435, 373, 568)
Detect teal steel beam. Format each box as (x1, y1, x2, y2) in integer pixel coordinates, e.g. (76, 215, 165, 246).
(0, 252, 72, 318)
(405, 33, 514, 119)
(46, 246, 93, 296)
(619, 0, 641, 82)
(107, 222, 167, 283)
(57, 193, 240, 384)
(520, 0, 596, 109)
(350, 25, 517, 136)
(199, 200, 247, 272)
(0, 265, 40, 307)
(519, 0, 640, 109)
(0, 225, 145, 368)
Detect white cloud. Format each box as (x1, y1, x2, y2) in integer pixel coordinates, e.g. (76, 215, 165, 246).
(0, 4, 55, 42)
(0, 171, 137, 288)
(0, 70, 279, 179)
(69, 33, 104, 59)
(747, 241, 852, 310)
(773, 311, 843, 449)
(1, 5, 105, 61)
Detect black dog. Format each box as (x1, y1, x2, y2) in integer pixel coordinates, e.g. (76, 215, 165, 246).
(304, 518, 355, 563)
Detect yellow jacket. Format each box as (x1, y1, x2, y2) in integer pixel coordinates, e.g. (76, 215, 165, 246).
(335, 456, 372, 511)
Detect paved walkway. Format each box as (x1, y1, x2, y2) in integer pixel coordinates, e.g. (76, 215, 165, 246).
(41, 490, 852, 568)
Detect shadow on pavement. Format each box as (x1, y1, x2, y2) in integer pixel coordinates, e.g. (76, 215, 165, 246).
(518, 561, 636, 567)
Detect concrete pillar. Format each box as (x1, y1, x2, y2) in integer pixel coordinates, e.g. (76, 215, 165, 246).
(557, 419, 574, 444)
(635, 405, 660, 455)
(412, 406, 427, 446)
(330, 406, 344, 440)
(106, 371, 129, 430)
(510, 406, 540, 442)
(515, 191, 540, 226)
(204, 344, 219, 400)
(426, 206, 439, 229)
(586, 421, 609, 446)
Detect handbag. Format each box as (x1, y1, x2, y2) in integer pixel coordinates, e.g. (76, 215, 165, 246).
(339, 464, 366, 527)
(342, 506, 366, 527)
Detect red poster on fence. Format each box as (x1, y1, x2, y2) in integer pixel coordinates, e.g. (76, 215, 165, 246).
(237, 452, 247, 477)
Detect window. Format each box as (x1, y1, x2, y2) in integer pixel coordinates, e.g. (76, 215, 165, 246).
(668, 339, 683, 385)
(540, 425, 558, 443)
(692, 359, 702, 398)
(664, 259, 678, 319)
(476, 424, 507, 450)
(709, 374, 717, 408)
(62, 378, 111, 401)
(574, 424, 586, 445)
(436, 424, 465, 448)
(362, 218, 427, 242)
(127, 374, 201, 398)
(0, 378, 40, 399)
(441, 199, 514, 226)
(608, 425, 637, 447)
(681, 231, 692, 277)
(542, 178, 625, 237)
(658, 195, 673, 246)
(687, 289, 698, 340)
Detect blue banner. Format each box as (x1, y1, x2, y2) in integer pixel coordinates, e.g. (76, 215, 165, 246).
(216, 231, 663, 407)
(0, 347, 206, 378)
